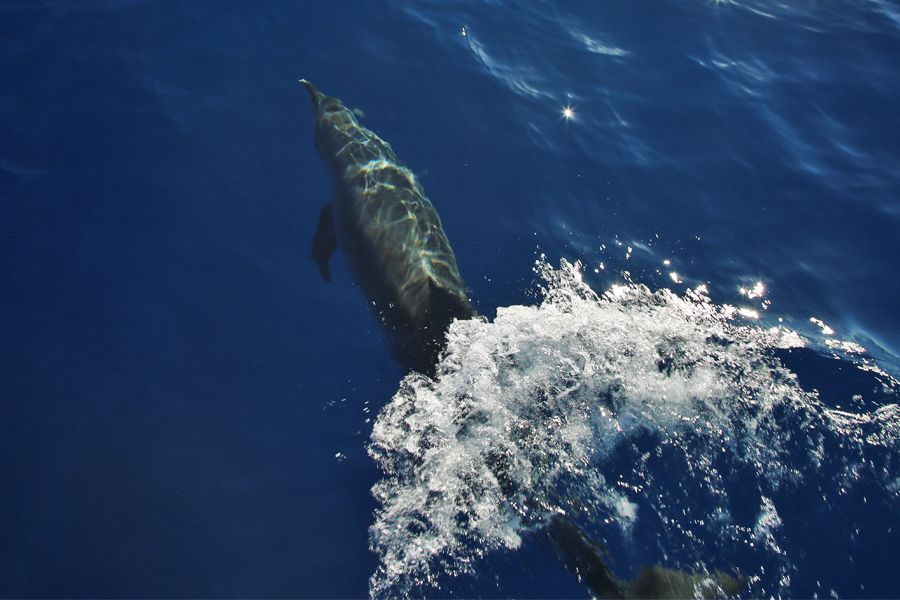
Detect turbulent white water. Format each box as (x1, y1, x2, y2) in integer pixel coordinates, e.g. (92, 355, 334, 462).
(368, 259, 900, 598)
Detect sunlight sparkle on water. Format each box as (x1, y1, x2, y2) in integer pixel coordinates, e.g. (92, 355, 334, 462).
(738, 307, 760, 319)
(562, 105, 575, 120)
(810, 317, 835, 336)
(741, 281, 766, 299)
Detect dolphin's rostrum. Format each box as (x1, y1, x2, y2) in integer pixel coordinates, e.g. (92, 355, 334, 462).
(300, 79, 474, 374)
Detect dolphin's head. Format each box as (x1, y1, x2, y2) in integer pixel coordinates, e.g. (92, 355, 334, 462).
(299, 79, 357, 160)
(299, 79, 351, 120)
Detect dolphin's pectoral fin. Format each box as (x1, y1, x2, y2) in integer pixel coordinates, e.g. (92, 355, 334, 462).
(312, 203, 337, 282)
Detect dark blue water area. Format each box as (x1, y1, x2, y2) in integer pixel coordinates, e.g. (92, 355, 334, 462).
(2, 0, 900, 597)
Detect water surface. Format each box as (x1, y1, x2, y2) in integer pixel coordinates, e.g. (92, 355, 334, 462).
(2, 1, 899, 597)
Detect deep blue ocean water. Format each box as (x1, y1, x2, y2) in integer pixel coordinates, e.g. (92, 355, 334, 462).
(2, 1, 900, 597)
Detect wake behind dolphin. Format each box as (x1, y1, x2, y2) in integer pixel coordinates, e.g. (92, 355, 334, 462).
(369, 259, 900, 598)
(299, 79, 474, 374)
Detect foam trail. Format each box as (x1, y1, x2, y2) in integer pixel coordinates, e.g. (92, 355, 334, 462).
(368, 259, 900, 598)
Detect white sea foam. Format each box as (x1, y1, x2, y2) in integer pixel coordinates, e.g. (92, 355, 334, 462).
(368, 259, 899, 598)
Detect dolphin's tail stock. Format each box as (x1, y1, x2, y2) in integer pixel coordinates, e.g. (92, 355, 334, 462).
(545, 515, 626, 598)
(382, 282, 476, 377)
(545, 515, 746, 599)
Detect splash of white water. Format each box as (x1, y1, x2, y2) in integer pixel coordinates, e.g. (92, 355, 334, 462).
(368, 259, 899, 598)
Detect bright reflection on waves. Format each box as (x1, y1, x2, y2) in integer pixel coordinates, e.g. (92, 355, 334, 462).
(570, 31, 629, 57)
(368, 259, 900, 598)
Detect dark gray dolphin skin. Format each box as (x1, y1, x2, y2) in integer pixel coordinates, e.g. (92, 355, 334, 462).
(299, 79, 474, 374)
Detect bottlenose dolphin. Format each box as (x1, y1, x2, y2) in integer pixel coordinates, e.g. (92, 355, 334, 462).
(299, 79, 474, 374)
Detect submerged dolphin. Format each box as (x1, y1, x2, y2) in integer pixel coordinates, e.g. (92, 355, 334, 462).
(299, 79, 474, 374)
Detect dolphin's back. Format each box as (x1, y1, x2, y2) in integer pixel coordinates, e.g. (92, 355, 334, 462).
(302, 80, 473, 372)
(344, 156, 469, 322)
